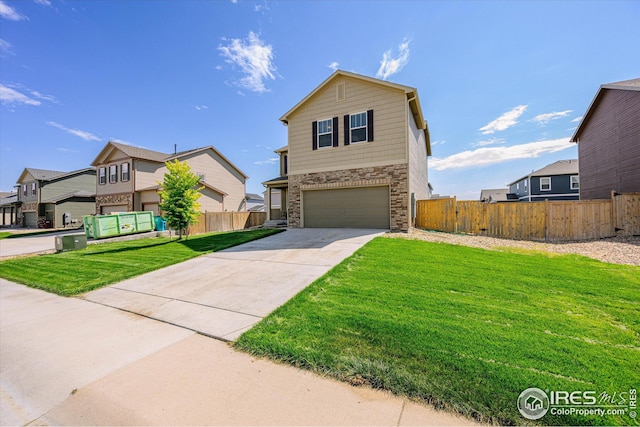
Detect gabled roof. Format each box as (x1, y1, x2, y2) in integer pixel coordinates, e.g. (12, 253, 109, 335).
(509, 160, 579, 185)
(570, 77, 640, 143)
(92, 141, 248, 179)
(246, 193, 264, 201)
(480, 188, 510, 202)
(137, 182, 228, 196)
(17, 167, 95, 184)
(278, 70, 431, 156)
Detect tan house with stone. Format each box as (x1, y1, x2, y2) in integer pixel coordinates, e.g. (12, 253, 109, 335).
(91, 142, 248, 215)
(264, 70, 431, 231)
(15, 167, 96, 228)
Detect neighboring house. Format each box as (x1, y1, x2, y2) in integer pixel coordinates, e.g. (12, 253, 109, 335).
(263, 146, 288, 221)
(479, 188, 517, 203)
(0, 191, 18, 226)
(264, 70, 432, 231)
(245, 193, 265, 211)
(91, 141, 248, 215)
(508, 160, 579, 201)
(16, 167, 96, 228)
(570, 78, 640, 199)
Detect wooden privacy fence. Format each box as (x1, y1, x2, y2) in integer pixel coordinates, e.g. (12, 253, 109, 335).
(416, 192, 640, 242)
(187, 211, 266, 235)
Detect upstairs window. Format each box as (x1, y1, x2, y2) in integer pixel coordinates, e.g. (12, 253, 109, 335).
(540, 177, 551, 191)
(121, 163, 130, 182)
(99, 167, 106, 185)
(22, 184, 27, 197)
(571, 175, 579, 190)
(283, 154, 288, 175)
(31, 183, 36, 196)
(109, 165, 118, 183)
(349, 112, 367, 143)
(317, 119, 333, 148)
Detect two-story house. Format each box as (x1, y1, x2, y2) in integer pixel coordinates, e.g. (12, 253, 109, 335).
(508, 160, 579, 202)
(264, 70, 431, 231)
(16, 167, 96, 228)
(570, 78, 640, 199)
(91, 141, 248, 215)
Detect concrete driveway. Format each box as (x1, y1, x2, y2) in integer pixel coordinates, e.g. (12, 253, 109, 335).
(0, 229, 83, 259)
(83, 228, 385, 341)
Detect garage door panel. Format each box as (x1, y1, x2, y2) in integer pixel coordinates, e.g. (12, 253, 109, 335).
(303, 186, 390, 229)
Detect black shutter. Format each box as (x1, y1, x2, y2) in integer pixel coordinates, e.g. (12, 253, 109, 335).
(332, 116, 339, 147)
(312, 121, 318, 150)
(367, 109, 374, 142)
(344, 115, 350, 146)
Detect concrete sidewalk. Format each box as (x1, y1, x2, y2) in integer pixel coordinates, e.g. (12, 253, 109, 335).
(83, 229, 384, 340)
(1, 280, 477, 426)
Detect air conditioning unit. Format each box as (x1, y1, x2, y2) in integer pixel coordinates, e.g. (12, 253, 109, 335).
(55, 234, 88, 252)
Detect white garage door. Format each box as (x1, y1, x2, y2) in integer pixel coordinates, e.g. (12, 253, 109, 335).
(303, 186, 390, 229)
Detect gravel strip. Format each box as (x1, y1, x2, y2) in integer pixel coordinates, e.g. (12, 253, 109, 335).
(385, 229, 640, 266)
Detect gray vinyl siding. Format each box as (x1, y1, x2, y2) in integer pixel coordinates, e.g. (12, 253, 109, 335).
(578, 89, 640, 199)
(54, 201, 96, 228)
(408, 109, 429, 201)
(41, 171, 96, 201)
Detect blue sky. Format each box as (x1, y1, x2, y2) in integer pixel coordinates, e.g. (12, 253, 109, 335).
(1, 0, 639, 199)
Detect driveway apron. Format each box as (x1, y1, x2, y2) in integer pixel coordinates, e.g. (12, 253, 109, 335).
(82, 229, 384, 341)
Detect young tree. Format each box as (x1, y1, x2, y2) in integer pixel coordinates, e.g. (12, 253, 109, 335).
(158, 160, 203, 239)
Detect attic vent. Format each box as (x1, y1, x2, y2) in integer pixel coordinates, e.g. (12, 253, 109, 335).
(336, 82, 345, 102)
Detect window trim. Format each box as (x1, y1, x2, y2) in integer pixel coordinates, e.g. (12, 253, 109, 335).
(99, 167, 107, 185)
(317, 118, 333, 149)
(540, 177, 551, 191)
(109, 165, 118, 184)
(570, 175, 579, 190)
(349, 111, 368, 144)
(121, 162, 130, 182)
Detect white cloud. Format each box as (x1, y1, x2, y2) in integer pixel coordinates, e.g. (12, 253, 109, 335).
(34, 0, 52, 5)
(0, 1, 26, 20)
(532, 109, 573, 125)
(472, 137, 506, 147)
(570, 116, 583, 123)
(29, 90, 58, 103)
(431, 140, 446, 146)
(46, 121, 102, 142)
(195, 104, 208, 111)
(218, 31, 276, 93)
(376, 38, 410, 80)
(479, 105, 527, 134)
(56, 147, 79, 153)
(430, 138, 573, 171)
(327, 61, 339, 71)
(0, 38, 14, 55)
(254, 157, 278, 165)
(0, 84, 40, 105)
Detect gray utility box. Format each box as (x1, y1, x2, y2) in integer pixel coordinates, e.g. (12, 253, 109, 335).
(55, 234, 87, 252)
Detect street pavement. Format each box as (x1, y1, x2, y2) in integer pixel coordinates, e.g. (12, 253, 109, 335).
(0, 229, 84, 259)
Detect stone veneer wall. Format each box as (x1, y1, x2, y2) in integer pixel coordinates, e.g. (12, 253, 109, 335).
(288, 164, 409, 231)
(95, 193, 133, 214)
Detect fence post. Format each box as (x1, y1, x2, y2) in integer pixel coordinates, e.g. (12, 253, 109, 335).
(611, 190, 616, 236)
(544, 199, 549, 242)
(453, 196, 458, 233)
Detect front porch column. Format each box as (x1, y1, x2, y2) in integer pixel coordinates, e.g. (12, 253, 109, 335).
(265, 187, 272, 221)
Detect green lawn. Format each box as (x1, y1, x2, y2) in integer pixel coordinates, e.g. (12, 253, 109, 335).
(0, 229, 282, 295)
(236, 237, 640, 426)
